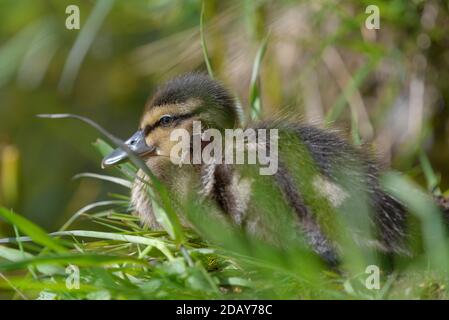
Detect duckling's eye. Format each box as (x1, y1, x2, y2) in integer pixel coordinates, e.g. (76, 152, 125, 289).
(159, 115, 174, 127)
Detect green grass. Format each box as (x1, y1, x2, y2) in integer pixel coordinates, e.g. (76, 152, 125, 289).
(0, 135, 448, 300)
(1, 0, 449, 300)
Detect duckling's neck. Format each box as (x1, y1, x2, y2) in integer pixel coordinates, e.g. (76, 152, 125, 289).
(131, 160, 202, 228)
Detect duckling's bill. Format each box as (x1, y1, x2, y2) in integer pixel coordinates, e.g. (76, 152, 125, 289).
(102, 130, 154, 168)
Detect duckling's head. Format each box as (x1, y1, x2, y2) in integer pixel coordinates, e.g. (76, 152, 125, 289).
(102, 73, 241, 169)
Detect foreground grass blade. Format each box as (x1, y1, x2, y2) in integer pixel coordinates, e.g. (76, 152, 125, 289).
(0, 253, 146, 272)
(93, 138, 136, 176)
(0, 207, 67, 253)
(0, 245, 32, 261)
(37, 113, 184, 244)
(93, 140, 181, 241)
(59, 200, 128, 232)
(53, 230, 175, 260)
(0, 230, 175, 261)
(0, 246, 63, 275)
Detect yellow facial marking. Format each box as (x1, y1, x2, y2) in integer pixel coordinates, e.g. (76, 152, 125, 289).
(140, 98, 201, 129)
(138, 98, 201, 159)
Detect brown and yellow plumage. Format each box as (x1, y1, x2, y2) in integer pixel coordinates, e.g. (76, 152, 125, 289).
(103, 73, 410, 265)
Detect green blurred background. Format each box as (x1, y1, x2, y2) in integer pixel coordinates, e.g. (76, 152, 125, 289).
(0, 0, 448, 231)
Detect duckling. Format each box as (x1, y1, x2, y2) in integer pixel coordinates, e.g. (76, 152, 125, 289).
(102, 73, 408, 263)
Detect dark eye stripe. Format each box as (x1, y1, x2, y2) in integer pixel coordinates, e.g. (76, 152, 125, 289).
(143, 112, 195, 136)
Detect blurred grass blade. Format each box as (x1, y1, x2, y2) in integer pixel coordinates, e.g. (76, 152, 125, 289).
(250, 33, 269, 120)
(17, 20, 58, 89)
(0, 273, 28, 300)
(382, 172, 449, 273)
(419, 150, 441, 195)
(0, 276, 97, 293)
(0, 246, 63, 275)
(0, 245, 32, 261)
(325, 58, 378, 124)
(0, 207, 67, 253)
(0, 253, 146, 272)
(59, 0, 115, 93)
(0, 20, 39, 88)
(200, 0, 214, 79)
(0, 145, 20, 207)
